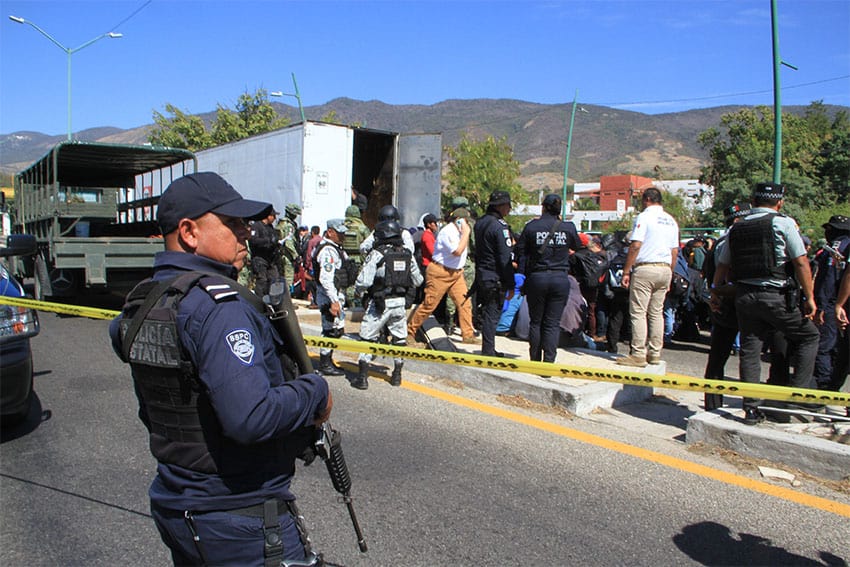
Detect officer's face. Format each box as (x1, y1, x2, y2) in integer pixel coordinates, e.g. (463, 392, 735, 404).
(192, 212, 251, 269)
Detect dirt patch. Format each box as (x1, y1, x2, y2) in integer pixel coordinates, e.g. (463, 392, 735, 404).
(497, 394, 574, 419)
(688, 442, 850, 495)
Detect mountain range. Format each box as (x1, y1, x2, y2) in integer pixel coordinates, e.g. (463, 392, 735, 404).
(2, 99, 844, 192)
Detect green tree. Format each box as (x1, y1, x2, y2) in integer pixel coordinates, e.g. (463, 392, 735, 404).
(149, 89, 289, 151)
(149, 103, 212, 150)
(698, 102, 849, 218)
(443, 134, 524, 213)
(575, 197, 599, 211)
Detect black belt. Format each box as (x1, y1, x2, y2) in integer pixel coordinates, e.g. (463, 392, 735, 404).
(228, 497, 292, 517)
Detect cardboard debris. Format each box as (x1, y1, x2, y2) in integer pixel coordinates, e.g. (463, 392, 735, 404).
(758, 466, 796, 483)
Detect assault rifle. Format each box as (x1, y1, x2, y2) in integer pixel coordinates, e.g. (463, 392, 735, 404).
(264, 280, 368, 554)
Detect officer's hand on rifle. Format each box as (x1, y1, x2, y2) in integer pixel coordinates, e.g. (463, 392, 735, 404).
(314, 391, 333, 426)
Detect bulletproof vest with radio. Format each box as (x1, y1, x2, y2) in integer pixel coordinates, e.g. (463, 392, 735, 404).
(727, 212, 787, 281)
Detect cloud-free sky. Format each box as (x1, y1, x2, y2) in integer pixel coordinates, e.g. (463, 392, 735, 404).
(1, 0, 848, 136)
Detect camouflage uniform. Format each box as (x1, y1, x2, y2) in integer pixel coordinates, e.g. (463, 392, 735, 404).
(277, 204, 302, 287)
(343, 205, 371, 307)
(354, 222, 423, 388)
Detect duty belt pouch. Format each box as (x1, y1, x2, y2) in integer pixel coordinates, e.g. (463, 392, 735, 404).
(263, 499, 284, 567)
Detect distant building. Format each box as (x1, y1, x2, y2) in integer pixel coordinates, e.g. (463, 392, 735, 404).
(569, 176, 713, 214)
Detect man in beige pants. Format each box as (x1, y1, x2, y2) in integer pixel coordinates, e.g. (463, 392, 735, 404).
(408, 208, 480, 344)
(618, 188, 680, 367)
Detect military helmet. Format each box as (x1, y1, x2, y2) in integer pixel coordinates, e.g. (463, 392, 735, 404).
(345, 205, 361, 218)
(378, 204, 400, 222)
(285, 203, 301, 217)
(450, 196, 469, 209)
(374, 220, 403, 242)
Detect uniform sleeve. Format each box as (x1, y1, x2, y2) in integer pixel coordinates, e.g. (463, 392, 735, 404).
(355, 251, 377, 295)
(630, 212, 647, 243)
(188, 299, 328, 444)
(403, 231, 415, 253)
(360, 232, 375, 255)
(317, 246, 341, 299)
(410, 257, 424, 287)
(493, 222, 515, 288)
(516, 226, 531, 275)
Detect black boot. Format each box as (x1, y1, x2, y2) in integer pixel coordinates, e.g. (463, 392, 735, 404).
(390, 361, 403, 387)
(351, 360, 369, 390)
(318, 353, 344, 376)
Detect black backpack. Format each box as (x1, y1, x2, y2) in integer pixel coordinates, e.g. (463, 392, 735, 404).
(572, 251, 608, 289)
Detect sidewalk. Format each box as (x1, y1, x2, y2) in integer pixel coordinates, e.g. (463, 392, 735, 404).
(294, 301, 850, 481)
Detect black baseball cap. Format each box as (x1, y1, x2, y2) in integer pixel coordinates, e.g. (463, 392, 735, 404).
(488, 190, 512, 206)
(157, 172, 273, 235)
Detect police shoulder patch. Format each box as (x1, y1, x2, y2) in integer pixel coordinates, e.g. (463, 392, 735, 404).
(225, 329, 255, 365)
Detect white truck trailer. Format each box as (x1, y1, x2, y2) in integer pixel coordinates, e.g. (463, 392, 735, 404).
(194, 121, 442, 230)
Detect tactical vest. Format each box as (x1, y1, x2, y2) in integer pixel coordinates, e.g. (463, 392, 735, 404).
(727, 212, 787, 281)
(373, 243, 414, 298)
(117, 272, 281, 474)
(312, 240, 358, 289)
(342, 219, 367, 256)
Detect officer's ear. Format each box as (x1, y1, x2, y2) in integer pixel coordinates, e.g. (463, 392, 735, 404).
(175, 217, 201, 252)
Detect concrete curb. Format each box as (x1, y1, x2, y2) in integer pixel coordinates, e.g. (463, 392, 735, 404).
(686, 410, 850, 482)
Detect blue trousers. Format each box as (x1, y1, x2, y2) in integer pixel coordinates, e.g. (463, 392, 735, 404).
(151, 500, 306, 566)
(814, 309, 838, 388)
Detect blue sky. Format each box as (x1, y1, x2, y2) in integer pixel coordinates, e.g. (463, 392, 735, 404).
(1, 0, 849, 136)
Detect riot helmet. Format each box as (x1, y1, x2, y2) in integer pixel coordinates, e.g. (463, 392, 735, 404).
(375, 220, 403, 242)
(378, 204, 400, 222)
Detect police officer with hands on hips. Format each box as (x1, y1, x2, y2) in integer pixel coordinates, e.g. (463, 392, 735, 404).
(109, 172, 332, 566)
(473, 190, 515, 357)
(712, 181, 820, 425)
(354, 219, 424, 389)
(314, 218, 352, 376)
(516, 193, 580, 364)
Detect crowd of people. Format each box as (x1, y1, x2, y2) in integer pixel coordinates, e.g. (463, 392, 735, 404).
(240, 182, 848, 419)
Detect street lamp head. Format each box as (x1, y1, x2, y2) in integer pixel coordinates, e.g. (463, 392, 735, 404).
(9, 15, 26, 23)
(270, 91, 283, 97)
(107, 32, 122, 38)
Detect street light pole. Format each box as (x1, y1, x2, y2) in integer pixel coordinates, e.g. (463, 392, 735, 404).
(561, 90, 588, 217)
(769, 0, 797, 184)
(271, 72, 306, 123)
(9, 15, 122, 141)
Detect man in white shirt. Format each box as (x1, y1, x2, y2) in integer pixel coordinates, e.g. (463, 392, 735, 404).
(618, 187, 680, 367)
(408, 208, 480, 344)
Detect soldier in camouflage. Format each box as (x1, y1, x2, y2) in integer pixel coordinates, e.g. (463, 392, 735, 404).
(343, 205, 372, 307)
(277, 203, 302, 288)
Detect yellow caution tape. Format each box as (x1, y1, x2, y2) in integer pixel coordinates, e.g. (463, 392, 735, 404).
(305, 336, 850, 407)
(4, 296, 848, 407)
(0, 296, 122, 321)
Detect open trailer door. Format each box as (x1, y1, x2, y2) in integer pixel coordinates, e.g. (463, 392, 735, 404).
(395, 133, 442, 229)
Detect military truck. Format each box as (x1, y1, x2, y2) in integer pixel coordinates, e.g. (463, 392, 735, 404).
(194, 120, 442, 230)
(13, 142, 196, 299)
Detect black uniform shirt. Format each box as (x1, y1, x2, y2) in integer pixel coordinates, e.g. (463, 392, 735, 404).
(517, 213, 580, 275)
(474, 210, 514, 289)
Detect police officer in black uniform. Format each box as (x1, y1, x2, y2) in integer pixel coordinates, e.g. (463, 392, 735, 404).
(473, 190, 514, 357)
(813, 215, 850, 389)
(703, 202, 751, 410)
(249, 208, 282, 297)
(516, 194, 580, 363)
(109, 172, 332, 566)
(713, 182, 819, 424)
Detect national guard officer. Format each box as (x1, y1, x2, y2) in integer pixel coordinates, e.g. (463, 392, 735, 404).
(314, 218, 355, 376)
(359, 204, 414, 255)
(248, 208, 281, 297)
(109, 172, 331, 566)
(712, 182, 820, 424)
(813, 215, 850, 389)
(473, 190, 514, 357)
(516, 194, 580, 363)
(276, 203, 302, 288)
(353, 219, 423, 389)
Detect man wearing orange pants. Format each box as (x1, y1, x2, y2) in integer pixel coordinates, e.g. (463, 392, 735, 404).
(408, 207, 480, 345)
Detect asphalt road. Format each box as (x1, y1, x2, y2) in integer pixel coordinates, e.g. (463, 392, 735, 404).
(2, 310, 848, 566)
